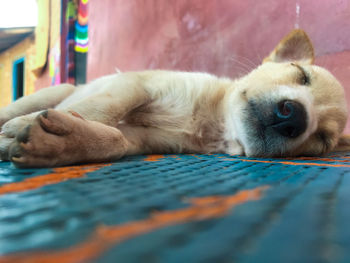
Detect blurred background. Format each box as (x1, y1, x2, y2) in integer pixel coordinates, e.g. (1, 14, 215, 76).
(0, 0, 349, 131)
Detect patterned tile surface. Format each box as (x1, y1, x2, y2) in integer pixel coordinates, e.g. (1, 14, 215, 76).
(0, 153, 349, 263)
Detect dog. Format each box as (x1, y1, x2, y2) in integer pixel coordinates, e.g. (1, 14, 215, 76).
(0, 29, 349, 168)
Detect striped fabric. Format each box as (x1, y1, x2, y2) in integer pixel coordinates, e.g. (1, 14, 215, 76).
(62, 0, 88, 84)
(75, 0, 88, 53)
(0, 153, 349, 262)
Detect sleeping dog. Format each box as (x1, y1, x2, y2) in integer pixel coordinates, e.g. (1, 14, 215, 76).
(0, 29, 349, 167)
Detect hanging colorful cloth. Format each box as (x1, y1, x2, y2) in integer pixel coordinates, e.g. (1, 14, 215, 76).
(62, 0, 88, 85)
(75, 0, 88, 53)
(74, 0, 88, 84)
(65, 0, 78, 84)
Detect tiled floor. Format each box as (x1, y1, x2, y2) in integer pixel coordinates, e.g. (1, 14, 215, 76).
(0, 153, 349, 263)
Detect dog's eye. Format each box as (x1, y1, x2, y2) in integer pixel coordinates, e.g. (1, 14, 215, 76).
(291, 63, 311, 86)
(300, 72, 310, 86)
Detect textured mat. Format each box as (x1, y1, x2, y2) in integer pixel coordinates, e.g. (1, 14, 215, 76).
(0, 153, 349, 263)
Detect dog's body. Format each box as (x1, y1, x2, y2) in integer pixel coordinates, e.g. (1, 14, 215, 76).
(0, 29, 349, 167)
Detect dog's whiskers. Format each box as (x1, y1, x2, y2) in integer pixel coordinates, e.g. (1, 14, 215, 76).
(229, 57, 254, 76)
(234, 54, 259, 69)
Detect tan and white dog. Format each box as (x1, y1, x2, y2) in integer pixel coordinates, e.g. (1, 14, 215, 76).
(0, 29, 349, 168)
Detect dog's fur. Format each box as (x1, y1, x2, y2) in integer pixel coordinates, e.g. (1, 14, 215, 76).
(0, 29, 349, 168)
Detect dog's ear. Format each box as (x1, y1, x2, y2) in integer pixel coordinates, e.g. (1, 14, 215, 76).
(333, 134, 350, 152)
(263, 29, 315, 64)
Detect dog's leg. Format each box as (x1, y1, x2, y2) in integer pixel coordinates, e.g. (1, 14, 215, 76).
(6, 114, 185, 167)
(1, 84, 150, 163)
(0, 84, 75, 128)
(118, 124, 183, 155)
(65, 85, 150, 126)
(7, 109, 128, 168)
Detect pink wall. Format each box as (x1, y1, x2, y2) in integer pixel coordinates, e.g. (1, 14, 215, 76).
(87, 0, 350, 132)
(35, 66, 51, 91)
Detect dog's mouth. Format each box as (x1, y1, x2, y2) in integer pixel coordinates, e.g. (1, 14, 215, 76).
(241, 99, 308, 156)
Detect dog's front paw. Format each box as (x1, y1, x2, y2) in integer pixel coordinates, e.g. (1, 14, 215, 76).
(3, 108, 129, 168)
(0, 114, 38, 161)
(7, 110, 75, 168)
(7, 109, 128, 168)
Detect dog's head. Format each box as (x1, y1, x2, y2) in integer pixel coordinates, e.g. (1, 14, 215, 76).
(232, 29, 350, 157)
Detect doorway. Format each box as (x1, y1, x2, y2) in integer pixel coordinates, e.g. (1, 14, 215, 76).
(13, 57, 25, 100)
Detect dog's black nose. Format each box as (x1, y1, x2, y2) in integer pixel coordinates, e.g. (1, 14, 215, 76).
(272, 100, 307, 138)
